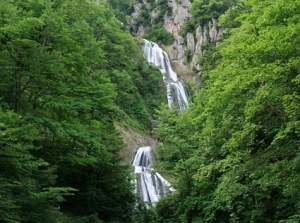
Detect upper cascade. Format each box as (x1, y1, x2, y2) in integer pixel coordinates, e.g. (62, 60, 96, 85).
(142, 39, 189, 112)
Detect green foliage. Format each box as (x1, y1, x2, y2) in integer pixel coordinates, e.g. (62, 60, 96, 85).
(219, 1, 251, 28)
(136, 5, 151, 27)
(136, 0, 173, 46)
(133, 61, 165, 117)
(191, 0, 236, 25)
(197, 41, 222, 80)
(181, 18, 196, 37)
(131, 199, 158, 223)
(0, 0, 163, 222)
(185, 49, 193, 62)
(153, 0, 173, 23)
(145, 27, 175, 45)
(0, 108, 75, 222)
(107, 0, 134, 25)
(154, 0, 300, 222)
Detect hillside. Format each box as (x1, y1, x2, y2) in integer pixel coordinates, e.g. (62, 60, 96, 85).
(0, 0, 164, 222)
(0, 0, 300, 222)
(133, 0, 300, 222)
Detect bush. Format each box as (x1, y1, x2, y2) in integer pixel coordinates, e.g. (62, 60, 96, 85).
(145, 27, 174, 45)
(191, 0, 235, 25)
(181, 18, 196, 37)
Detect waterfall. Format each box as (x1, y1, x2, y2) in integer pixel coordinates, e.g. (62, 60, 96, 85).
(142, 39, 189, 112)
(133, 40, 186, 207)
(133, 146, 174, 207)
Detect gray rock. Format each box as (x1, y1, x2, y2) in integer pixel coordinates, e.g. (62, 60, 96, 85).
(170, 46, 178, 61)
(186, 32, 195, 52)
(137, 25, 146, 36)
(176, 36, 185, 45)
(129, 0, 225, 76)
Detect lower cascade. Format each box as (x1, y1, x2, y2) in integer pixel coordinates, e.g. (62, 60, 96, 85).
(133, 146, 174, 207)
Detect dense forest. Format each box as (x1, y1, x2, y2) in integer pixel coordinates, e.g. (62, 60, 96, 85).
(1, 0, 300, 223)
(154, 0, 300, 222)
(0, 0, 164, 222)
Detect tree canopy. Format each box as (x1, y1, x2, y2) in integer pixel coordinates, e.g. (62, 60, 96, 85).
(154, 0, 300, 222)
(0, 0, 164, 222)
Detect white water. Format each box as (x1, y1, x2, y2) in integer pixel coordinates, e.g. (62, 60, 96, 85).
(142, 39, 189, 112)
(133, 40, 187, 207)
(133, 146, 174, 207)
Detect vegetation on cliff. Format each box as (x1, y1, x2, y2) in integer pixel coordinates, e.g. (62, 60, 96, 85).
(135, 0, 174, 45)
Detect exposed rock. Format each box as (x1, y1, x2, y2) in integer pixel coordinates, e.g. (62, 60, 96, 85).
(177, 44, 185, 60)
(129, 0, 224, 77)
(151, 7, 160, 24)
(129, 3, 142, 35)
(132, 3, 142, 19)
(178, 1, 191, 24)
(208, 18, 224, 41)
(195, 26, 203, 54)
(142, 0, 151, 9)
(186, 32, 195, 52)
(203, 25, 209, 43)
(164, 14, 176, 34)
(176, 36, 185, 45)
(170, 45, 178, 61)
(116, 124, 156, 163)
(191, 57, 201, 72)
(137, 25, 146, 36)
(162, 0, 191, 37)
(170, 35, 185, 69)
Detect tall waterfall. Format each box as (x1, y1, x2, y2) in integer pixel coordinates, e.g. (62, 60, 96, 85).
(133, 146, 173, 207)
(142, 39, 189, 111)
(132, 40, 186, 207)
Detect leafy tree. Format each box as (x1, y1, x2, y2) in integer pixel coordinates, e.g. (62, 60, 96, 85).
(0, 108, 74, 223)
(145, 27, 175, 45)
(0, 0, 162, 222)
(107, 0, 134, 25)
(191, 0, 237, 25)
(154, 0, 300, 222)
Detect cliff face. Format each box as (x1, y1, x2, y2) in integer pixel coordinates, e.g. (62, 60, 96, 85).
(129, 0, 224, 80)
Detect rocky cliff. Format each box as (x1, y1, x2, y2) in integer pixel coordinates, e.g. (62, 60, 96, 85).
(129, 0, 224, 82)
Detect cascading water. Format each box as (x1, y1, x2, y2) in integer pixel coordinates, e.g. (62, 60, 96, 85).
(142, 39, 189, 112)
(133, 40, 187, 207)
(133, 146, 173, 207)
